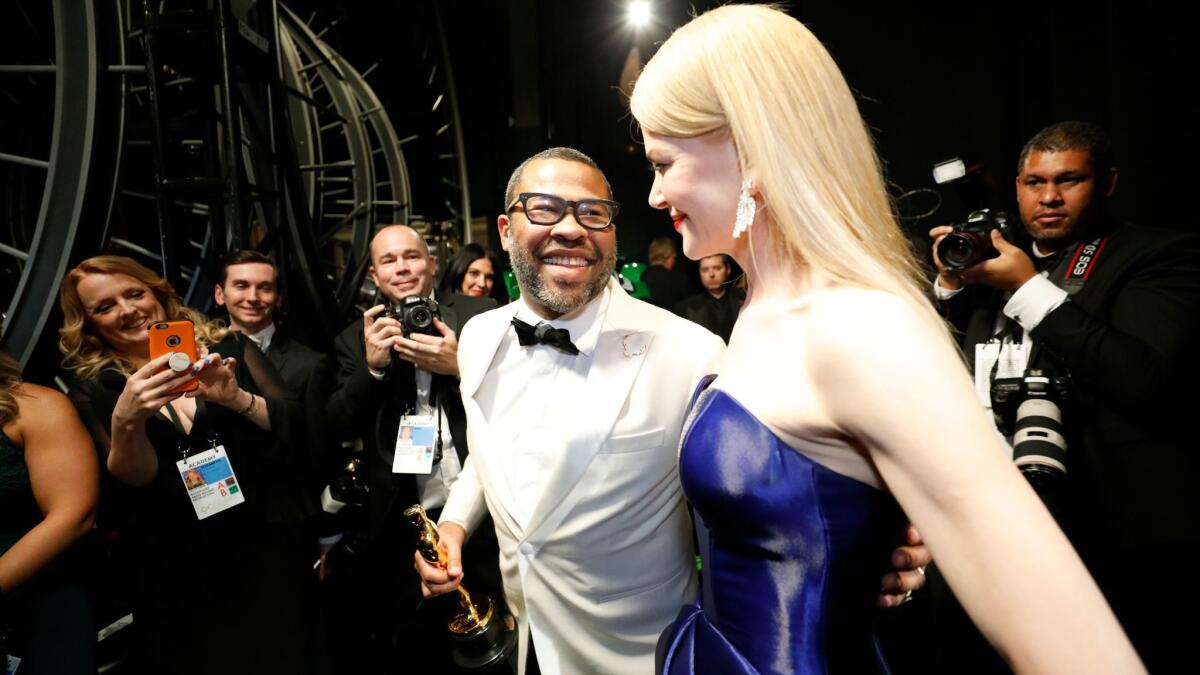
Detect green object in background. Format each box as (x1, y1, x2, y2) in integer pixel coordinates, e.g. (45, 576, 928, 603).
(503, 269, 521, 300)
(504, 264, 652, 301)
(619, 262, 651, 299)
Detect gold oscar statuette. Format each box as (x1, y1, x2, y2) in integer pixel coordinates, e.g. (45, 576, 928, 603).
(404, 504, 516, 670)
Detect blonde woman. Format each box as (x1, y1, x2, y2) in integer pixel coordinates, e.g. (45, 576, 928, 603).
(59, 255, 325, 675)
(630, 5, 1141, 674)
(0, 351, 97, 673)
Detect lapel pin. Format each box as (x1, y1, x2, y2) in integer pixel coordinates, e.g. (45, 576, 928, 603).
(621, 333, 647, 358)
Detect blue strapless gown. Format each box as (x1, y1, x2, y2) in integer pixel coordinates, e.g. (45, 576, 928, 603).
(660, 376, 907, 674)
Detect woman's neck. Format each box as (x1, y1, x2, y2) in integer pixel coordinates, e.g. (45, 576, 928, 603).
(732, 223, 822, 304)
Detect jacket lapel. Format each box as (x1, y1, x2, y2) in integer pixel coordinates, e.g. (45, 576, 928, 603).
(460, 304, 524, 532)
(524, 284, 654, 539)
(267, 332, 290, 374)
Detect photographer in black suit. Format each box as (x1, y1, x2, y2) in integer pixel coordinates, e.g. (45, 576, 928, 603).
(930, 121, 1200, 672)
(324, 225, 500, 673)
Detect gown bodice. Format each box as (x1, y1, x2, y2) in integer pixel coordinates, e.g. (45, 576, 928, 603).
(660, 376, 906, 674)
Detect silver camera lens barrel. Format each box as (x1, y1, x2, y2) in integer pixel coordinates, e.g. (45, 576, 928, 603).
(1013, 398, 1067, 475)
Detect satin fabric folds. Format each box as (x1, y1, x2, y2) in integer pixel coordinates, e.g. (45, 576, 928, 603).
(660, 377, 906, 674)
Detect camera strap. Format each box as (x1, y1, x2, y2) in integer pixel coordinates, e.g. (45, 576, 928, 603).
(1051, 235, 1110, 295)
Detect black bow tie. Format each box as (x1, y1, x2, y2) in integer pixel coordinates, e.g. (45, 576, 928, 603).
(511, 317, 580, 355)
(1033, 247, 1069, 273)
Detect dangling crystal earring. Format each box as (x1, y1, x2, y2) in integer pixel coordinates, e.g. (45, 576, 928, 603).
(733, 179, 755, 239)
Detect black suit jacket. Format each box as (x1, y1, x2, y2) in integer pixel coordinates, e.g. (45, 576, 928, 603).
(256, 329, 332, 525)
(943, 222, 1200, 564)
(324, 293, 496, 538)
(642, 265, 690, 314)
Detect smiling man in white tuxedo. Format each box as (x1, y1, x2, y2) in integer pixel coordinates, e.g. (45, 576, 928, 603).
(416, 147, 927, 675)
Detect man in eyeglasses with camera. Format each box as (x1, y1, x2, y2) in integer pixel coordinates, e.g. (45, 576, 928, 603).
(323, 224, 501, 673)
(929, 121, 1200, 672)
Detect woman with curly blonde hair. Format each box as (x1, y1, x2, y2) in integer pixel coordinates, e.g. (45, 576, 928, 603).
(59, 255, 228, 382)
(632, 5, 1140, 674)
(59, 255, 326, 675)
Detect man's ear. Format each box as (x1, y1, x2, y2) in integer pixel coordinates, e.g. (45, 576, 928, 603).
(213, 284, 226, 307)
(1102, 168, 1119, 198)
(498, 214, 512, 252)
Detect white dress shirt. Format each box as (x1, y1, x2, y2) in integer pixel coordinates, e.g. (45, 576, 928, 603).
(472, 286, 608, 530)
(244, 322, 277, 353)
(412, 367, 462, 511)
(466, 286, 608, 674)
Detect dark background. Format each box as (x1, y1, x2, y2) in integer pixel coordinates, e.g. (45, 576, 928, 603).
(310, 0, 1199, 282)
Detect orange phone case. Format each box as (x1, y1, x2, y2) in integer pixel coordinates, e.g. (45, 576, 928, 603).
(147, 320, 200, 393)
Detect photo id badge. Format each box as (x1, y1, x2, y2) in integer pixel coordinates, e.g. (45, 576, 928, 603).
(176, 445, 245, 520)
(392, 414, 437, 474)
(974, 342, 1001, 408)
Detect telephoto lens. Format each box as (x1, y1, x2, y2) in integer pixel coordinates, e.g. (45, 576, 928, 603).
(1012, 396, 1068, 529)
(1012, 398, 1067, 484)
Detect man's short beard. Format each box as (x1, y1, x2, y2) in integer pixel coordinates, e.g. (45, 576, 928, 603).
(508, 230, 615, 315)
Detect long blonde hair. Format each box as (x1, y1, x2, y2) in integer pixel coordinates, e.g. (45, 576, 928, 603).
(59, 255, 228, 381)
(631, 5, 943, 329)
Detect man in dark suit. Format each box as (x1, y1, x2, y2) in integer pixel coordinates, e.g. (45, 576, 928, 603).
(215, 250, 330, 524)
(213, 249, 332, 670)
(323, 224, 500, 673)
(641, 236, 689, 312)
(674, 254, 744, 343)
(930, 121, 1200, 672)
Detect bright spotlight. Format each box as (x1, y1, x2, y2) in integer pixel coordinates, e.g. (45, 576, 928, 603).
(628, 1, 651, 28)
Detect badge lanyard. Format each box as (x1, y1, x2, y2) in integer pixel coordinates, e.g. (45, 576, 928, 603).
(163, 399, 220, 457)
(165, 400, 246, 519)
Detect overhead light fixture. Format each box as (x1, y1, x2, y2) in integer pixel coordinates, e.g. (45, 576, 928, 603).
(628, 1, 651, 29)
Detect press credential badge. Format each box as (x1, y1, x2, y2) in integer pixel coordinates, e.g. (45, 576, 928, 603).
(176, 446, 245, 519)
(392, 415, 437, 474)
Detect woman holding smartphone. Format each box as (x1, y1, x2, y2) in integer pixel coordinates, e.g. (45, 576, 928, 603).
(58, 255, 326, 675)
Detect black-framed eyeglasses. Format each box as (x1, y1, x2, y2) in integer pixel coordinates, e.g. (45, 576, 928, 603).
(505, 192, 620, 231)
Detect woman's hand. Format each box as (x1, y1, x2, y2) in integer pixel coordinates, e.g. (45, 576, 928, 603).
(112, 353, 194, 426)
(191, 353, 245, 408)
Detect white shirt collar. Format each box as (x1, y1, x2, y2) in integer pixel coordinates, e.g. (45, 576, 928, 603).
(511, 283, 610, 358)
(244, 322, 277, 352)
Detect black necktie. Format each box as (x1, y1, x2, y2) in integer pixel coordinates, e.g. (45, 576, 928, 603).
(511, 317, 580, 355)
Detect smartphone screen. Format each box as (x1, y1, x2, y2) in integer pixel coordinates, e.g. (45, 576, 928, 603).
(147, 320, 200, 393)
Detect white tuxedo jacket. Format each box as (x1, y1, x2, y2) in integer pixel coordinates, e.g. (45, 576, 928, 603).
(442, 280, 725, 674)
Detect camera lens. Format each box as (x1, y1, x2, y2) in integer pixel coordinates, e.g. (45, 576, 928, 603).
(166, 335, 182, 348)
(937, 232, 982, 271)
(409, 307, 431, 328)
(1013, 398, 1067, 478)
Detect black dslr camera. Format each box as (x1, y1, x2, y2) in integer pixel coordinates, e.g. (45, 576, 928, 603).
(936, 209, 1022, 271)
(991, 368, 1071, 488)
(386, 295, 441, 337)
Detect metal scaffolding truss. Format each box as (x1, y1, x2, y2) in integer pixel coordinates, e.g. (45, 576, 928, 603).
(1, 0, 462, 370)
